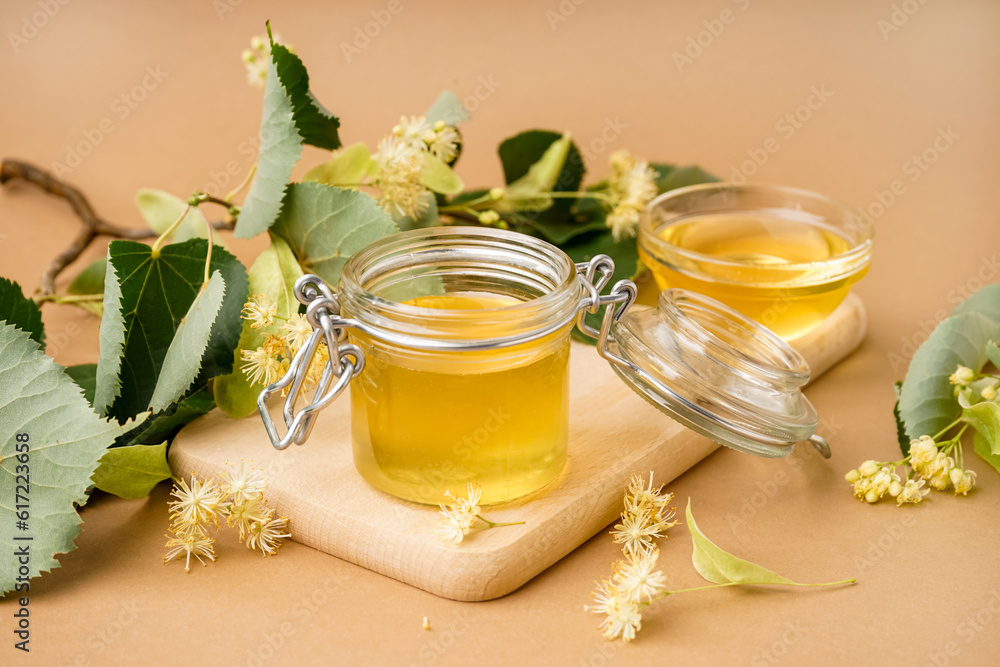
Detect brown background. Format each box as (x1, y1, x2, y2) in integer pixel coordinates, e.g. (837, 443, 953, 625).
(2, 0, 1000, 665)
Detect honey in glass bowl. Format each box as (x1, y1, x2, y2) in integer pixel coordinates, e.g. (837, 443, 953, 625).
(639, 183, 873, 339)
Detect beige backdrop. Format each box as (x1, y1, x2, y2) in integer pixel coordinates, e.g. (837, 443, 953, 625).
(2, 1, 999, 665)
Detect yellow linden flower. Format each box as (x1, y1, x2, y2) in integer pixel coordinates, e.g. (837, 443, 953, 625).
(242, 293, 277, 329)
(226, 493, 272, 541)
(374, 136, 429, 219)
(613, 547, 667, 603)
(240, 346, 282, 387)
(168, 475, 225, 527)
(281, 313, 313, 351)
(610, 508, 663, 556)
(245, 515, 292, 556)
(163, 524, 216, 571)
(896, 478, 929, 506)
(585, 579, 643, 641)
(606, 150, 657, 241)
(434, 484, 482, 545)
(222, 460, 268, 505)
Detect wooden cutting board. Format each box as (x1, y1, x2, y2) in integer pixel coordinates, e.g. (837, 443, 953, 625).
(170, 293, 866, 601)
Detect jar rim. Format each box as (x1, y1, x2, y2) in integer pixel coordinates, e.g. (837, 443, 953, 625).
(640, 182, 874, 275)
(338, 226, 582, 347)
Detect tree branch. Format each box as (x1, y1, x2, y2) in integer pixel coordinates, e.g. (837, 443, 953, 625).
(0, 159, 234, 297)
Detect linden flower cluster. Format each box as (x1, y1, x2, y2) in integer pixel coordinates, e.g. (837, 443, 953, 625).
(587, 473, 676, 641)
(239, 293, 325, 389)
(164, 461, 291, 571)
(433, 483, 524, 545)
(374, 116, 460, 219)
(241, 34, 291, 89)
(846, 363, 991, 506)
(605, 150, 658, 241)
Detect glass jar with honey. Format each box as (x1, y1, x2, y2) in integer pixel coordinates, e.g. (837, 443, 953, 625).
(639, 184, 874, 339)
(257, 227, 830, 505)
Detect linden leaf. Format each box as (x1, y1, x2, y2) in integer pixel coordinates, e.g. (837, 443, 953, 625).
(95, 240, 246, 422)
(135, 189, 212, 244)
(963, 401, 1000, 455)
(0, 277, 44, 349)
(421, 153, 464, 195)
(234, 53, 303, 239)
(974, 432, 1000, 476)
(898, 308, 999, 444)
(91, 442, 172, 499)
(686, 499, 795, 585)
(269, 39, 341, 150)
(214, 234, 302, 418)
(498, 133, 573, 212)
(0, 323, 147, 594)
(64, 363, 98, 407)
(424, 90, 470, 126)
(650, 163, 720, 194)
(893, 381, 910, 454)
(148, 272, 226, 412)
(271, 181, 397, 285)
(498, 130, 583, 191)
(116, 388, 215, 447)
(66, 259, 107, 296)
(986, 340, 1000, 370)
(304, 142, 376, 188)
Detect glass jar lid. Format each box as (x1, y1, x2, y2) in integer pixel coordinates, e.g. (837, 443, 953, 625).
(599, 288, 829, 458)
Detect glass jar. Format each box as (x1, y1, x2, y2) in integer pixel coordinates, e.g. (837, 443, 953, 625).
(639, 183, 873, 339)
(257, 227, 831, 506)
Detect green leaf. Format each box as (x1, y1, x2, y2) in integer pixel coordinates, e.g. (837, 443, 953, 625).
(135, 189, 211, 243)
(67, 259, 107, 296)
(498, 133, 573, 212)
(498, 130, 584, 192)
(0, 277, 44, 349)
(93, 256, 126, 415)
(650, 163, 719, 194)
(562, 229, 641, 344)
(65, 363, 97, 406)
(0, 322, 146, 594)
(421, 153, 464, 195)
(898, 310, 1000, 441)
(304, 142, 375, 187)
(235, 54, 303, 239)
(986, 340, 1000, 370)
(214, 234, 303, 417)
(269, 37, 341, 151)
(963, 401, 1000, 455)
(148, 272, 227, 413)
(974, 432, 1000, 476)
(893, 381, 910, 455)
(425, 90, 469, 126)
(95, 240, 246, 422)
(686, 499, 794, 585)
(686, 499, 851, 587)
(271, 181, 398, 285)
(115, 387, 215, 447)
(91, 442, 171, 499)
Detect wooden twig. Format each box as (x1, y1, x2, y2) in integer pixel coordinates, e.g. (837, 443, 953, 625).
(0, 159, 234, 297)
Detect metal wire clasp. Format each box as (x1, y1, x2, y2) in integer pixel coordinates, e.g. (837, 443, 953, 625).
(257, 274, 365, 450)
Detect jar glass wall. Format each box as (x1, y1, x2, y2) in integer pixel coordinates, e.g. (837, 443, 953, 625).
(338, 228, 581, 505)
